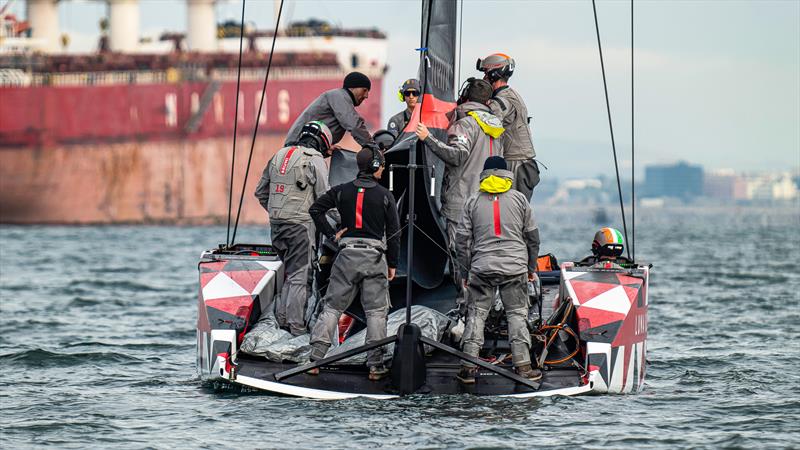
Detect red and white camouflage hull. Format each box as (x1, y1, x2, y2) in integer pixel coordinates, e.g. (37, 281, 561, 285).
(196, 249, 650, 399)
(560, 262, 650, 394)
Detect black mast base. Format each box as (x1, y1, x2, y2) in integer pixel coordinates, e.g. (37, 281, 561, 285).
(390, 323, 427, 395)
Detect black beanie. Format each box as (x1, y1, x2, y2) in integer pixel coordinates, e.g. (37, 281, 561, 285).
(343, 72, 371, 90)
(483, 156, 507, 171)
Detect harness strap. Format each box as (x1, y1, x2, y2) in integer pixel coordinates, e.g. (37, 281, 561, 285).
(355, 187, 365, 229)
(279, 146, 297, 175)
(493, 195, 501, 236)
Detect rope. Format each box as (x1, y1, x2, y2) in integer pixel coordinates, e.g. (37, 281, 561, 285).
(230, 0, 285, 245)
(538, 301, 580, 365)
(543, 325, 580, 365)
(591, 0, 631, 261)
(225, 0, 247, 247)
(630, 0, 636, 261)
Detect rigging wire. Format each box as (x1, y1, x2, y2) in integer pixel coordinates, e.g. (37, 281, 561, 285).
(230, 0, 285, 245)
(591, 0, 631, 261)
(225, 0, 247, 248)
(631, 0, 635, 261)
(456, 0, 464, 90)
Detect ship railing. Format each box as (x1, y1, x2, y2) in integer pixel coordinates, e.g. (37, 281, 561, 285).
(209, 66, 349, 82)
(1, 65, 384, 87)
(22, 70, 169, 87)
(0, 68, 31, 87)
(209, 66, 384, 82)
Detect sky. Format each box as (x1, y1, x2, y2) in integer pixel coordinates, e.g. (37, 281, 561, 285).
(9, 0, 800, 179)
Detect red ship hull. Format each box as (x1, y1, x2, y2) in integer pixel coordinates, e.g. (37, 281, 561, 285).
(0, 78, 383, 224)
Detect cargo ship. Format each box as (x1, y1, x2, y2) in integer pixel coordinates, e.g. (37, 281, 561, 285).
(0, 0, 387, 224)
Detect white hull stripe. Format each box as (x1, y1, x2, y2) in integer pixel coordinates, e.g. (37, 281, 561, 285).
(230, 375, 594, 400)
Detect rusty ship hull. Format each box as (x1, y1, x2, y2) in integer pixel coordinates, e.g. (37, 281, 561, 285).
(0, 75, 382, 224)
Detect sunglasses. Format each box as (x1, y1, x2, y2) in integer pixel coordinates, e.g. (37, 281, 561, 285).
(403, 90, 419, 98)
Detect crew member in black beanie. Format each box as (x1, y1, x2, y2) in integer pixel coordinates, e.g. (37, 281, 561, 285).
(285, 71, 375, 148)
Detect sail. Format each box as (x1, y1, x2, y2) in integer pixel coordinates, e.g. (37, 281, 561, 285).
(383, 0, 457, 289)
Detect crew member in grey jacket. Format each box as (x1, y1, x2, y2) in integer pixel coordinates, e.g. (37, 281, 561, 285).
(255, 121, 333, 336)
(454, 156, 542, 384)
(386, 78, 420, 137)
(284, 71, 375, 148)
(415, 77, 504, 301)
(478, 53, 540, 200)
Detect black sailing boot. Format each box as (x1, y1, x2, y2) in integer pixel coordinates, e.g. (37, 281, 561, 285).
(368, 365, 389, 381)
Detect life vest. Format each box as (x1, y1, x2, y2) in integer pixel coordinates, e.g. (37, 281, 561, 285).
(267, 145, 321, 222)
(536, 253, 559, 272)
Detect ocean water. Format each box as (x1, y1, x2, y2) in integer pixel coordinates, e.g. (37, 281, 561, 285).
(1, 206, 798, 449)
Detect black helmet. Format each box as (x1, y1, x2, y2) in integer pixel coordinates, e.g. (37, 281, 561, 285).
(373, 129, 396, 150)
(299, 120, 333, 153)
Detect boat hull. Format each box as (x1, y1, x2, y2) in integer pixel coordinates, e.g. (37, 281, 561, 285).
(560, 262, 650, 394)
(196, 251, 650, 398)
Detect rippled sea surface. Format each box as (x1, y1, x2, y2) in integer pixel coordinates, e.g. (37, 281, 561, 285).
(1, 206, 799, 449)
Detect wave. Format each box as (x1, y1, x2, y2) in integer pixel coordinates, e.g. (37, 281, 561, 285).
(62, 341, 188, 350)
(0, 348, 143, 368)
(67, 279, 166, 293)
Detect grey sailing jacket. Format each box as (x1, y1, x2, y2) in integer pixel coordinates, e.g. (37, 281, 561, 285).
(488, 86, 536, 161)
(387, 109, 411, 135)
(455, 168, 540, 277)
(254, 145, 330, 224)
(284, 88, 374, 147)
(422, 101, 504, 223)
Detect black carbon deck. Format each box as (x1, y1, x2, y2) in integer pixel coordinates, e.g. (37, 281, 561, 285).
(234, 351, 582, 396)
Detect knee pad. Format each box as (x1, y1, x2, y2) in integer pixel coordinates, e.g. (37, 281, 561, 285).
(506, 307, 528, 318)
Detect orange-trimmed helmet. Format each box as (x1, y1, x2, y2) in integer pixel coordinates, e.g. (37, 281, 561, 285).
(476, 53, 515, 82)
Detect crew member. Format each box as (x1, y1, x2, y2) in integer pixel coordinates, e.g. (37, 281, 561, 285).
(387, 78, 420, 136)
(455, 156, 541, 384)
(577, 227, 633, 268)
(308, 146, 400, 381)
(478, 53, 540, 200)
(285, 71, 375, 148)
(415, 77, 504, 303)
(254, 121, 333, 336)
(314, 129, 397, 301)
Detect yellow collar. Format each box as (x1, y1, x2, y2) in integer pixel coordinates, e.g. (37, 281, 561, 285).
(467, 111, 505, 138)
(480, 175, 513, 193)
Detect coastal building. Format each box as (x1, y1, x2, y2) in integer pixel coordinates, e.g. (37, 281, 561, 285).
(703, 169, 747, 200)
(744, 173, 799, 201)
(644, 162, 704, 201)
